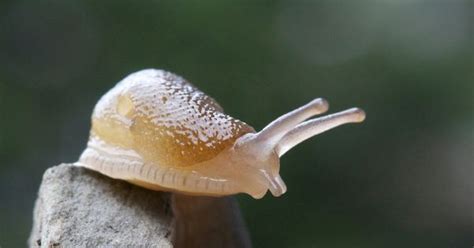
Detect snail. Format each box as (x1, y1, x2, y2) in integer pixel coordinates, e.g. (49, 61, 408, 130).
(75, 69, 365, 199)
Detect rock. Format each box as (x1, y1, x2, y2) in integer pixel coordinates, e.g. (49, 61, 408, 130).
(29, 164, 251, 248)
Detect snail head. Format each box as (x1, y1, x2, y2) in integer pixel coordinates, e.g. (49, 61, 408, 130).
(222, 98, 365, 198)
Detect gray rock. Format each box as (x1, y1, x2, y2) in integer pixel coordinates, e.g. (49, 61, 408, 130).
(29, 164, 251, 248)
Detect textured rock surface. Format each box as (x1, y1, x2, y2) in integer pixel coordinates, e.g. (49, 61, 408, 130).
(29, 164, 252, 248)
(29, 164, 173, 248)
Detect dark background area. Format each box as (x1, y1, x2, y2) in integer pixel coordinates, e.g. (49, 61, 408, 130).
(0, 1, 473, 247)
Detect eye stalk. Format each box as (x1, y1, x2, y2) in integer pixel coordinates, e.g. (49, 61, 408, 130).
(255, 98, 329, 153)
(276, 107, 366, 156)
(233, 98, 365, 198)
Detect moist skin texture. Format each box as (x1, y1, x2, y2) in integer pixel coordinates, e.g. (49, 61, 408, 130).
(77, 69, 264, 198)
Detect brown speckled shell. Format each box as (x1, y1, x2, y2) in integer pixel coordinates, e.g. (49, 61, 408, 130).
(90, 69, 255, 168)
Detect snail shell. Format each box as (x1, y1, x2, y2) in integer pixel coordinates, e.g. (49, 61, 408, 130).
(76, 69, 365, 199)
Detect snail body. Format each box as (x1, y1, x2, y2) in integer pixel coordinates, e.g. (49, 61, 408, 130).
(76, 69, 365, 199)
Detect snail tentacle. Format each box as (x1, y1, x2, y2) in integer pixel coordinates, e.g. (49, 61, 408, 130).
(275, 108, 366, 156)
(255, 98, 329, 150)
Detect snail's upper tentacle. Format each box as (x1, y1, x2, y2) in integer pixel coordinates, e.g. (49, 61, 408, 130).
(275, 108, 366, 156)
(254, 98, 329, 153)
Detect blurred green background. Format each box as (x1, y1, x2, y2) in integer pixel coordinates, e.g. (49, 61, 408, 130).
(0, 0, 473, 247)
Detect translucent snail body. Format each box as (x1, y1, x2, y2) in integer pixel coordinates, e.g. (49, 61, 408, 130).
(76, 69, 365, 199)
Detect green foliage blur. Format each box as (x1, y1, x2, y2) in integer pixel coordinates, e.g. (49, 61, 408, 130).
(0, 1, 472, 247)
